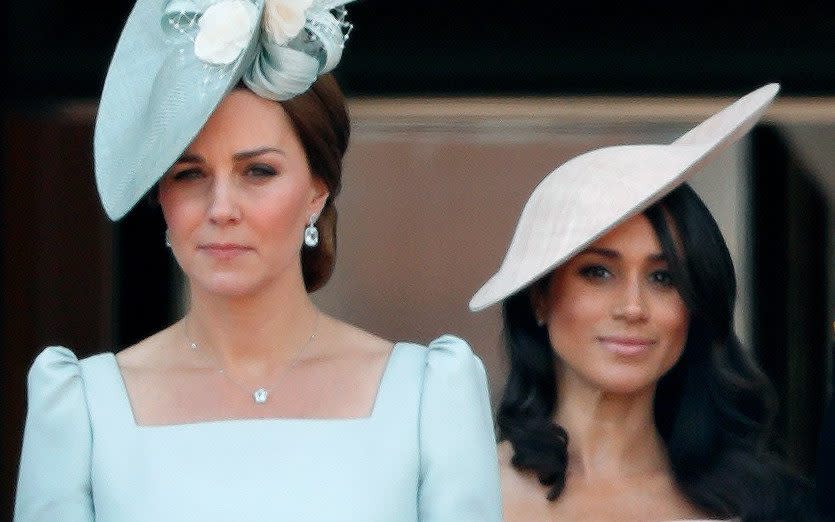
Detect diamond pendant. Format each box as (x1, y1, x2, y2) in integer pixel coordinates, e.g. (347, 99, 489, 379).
(304, 225, 319, 247)
(252, 388, 269, 404)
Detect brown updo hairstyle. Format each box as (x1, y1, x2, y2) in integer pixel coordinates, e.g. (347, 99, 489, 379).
(278, 73, 350, 292)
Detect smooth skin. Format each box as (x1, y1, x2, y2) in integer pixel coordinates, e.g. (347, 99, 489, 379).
(501, 214, 712, 521)
(117, 89, 392, 426)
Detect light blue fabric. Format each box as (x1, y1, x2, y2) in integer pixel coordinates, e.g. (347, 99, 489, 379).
(95, 0, 356, 221)
(15, 336, 502, 521)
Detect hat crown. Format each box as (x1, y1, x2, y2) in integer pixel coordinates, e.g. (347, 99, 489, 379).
(94, 0, 355, 220)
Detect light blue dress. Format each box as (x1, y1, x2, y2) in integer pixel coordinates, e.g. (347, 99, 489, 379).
(15, 335, 502, 521)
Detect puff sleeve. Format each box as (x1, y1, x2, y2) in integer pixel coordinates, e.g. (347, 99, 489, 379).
(14, 347, 94, 522)
(417, 335, 502, 522)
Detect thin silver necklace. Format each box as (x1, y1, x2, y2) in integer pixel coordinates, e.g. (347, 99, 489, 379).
(185, 310, 321, 405)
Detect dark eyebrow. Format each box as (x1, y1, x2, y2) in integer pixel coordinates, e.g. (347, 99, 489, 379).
(582, 247, 619, 259)
(233, 147, 285, 160)
(581, 247, 667, 262)
(649, 252, 668, 262)
(172, 147, 285, 165)
(173, 152, 203, 164)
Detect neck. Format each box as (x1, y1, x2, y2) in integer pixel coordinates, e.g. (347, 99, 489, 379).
(554, 366, 668, 482)
(184, 269, 319, 378)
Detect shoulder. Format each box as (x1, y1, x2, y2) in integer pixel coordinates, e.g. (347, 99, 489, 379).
(420, 335, 489, 395)
(498, 440, 541, 497)
(416, 335, 493, 424)
(28, 346, 83, 387)
(115, 322, 181, 371)
(497, 441, 550, 521)
(418, 334, 486, 375)
(498, 441, 521, 492)
(424, 334, 478, 357)
(31, 345, 81, 368)
(412, 337, 503, 520)
(387, 335, 488, 391)
(317, 316, 393, 360)
(28, 346, 115, 390)
(26, 346, 130, 421)
(22, 347, 99, 443)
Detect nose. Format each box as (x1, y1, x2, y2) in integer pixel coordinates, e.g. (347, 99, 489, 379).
(207, 177, 241, 225)
(612, 275, 648, 323)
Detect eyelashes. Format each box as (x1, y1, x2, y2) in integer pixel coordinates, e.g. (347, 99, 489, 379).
(247, 164, 277, 177)
(171, 168, 202, 181)
(649, 270, 675, 287)
(169, 163, 279, 181)
(577, 264, 676, 288)
(579, 264, 612, 280)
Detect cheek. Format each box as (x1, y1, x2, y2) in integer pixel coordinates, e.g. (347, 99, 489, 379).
(158, 185, 197, 231)
(656, 297, 690, 363)
(248, 188, 309, 240)
(547, 289, 607, 348)
(549, 285, 606, 326)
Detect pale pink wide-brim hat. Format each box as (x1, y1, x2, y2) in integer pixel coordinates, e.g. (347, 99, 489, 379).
(469, 83, 779, 312)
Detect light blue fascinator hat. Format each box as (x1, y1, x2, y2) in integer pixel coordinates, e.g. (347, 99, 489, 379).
(94, 0, 355, 220)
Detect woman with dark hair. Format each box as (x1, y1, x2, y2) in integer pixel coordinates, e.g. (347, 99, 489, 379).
(14, 1, 501, 520)
(469, 84, 810, 521)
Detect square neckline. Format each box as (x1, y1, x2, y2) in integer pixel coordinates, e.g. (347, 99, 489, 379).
(106, 341, 406, 429)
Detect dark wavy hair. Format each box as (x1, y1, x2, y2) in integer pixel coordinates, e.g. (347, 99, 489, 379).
(497, 183, 811, 520)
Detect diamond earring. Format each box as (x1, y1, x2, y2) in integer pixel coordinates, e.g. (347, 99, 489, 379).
(303, 215, 319, 247)
(165, 229, 172, 248)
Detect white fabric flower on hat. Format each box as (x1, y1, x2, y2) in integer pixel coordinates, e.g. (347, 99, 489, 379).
(194, 0, 259, 65)
(262, 0, 313, 45)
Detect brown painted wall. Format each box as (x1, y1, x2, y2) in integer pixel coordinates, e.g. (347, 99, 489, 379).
(2, 104, 113, 518)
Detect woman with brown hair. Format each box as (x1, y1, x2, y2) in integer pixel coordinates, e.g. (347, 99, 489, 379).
(14, 1, 501, 520)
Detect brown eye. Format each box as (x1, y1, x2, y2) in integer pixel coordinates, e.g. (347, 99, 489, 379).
(171, 168, 202, 181)
(579, 265, 612, 280)
(247, 164, 277, 177)
(650, 270, 675, 287)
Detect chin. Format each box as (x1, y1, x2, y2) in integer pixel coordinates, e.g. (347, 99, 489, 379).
(194, 272, 266, 297)
(590, 367, 662, 395)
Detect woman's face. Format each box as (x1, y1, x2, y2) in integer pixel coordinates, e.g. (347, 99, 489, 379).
(158, 89, 327, 297)
(534, 213, 689, 394)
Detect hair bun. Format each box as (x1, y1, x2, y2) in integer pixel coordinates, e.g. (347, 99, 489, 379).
(244, 1, 353, 100)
